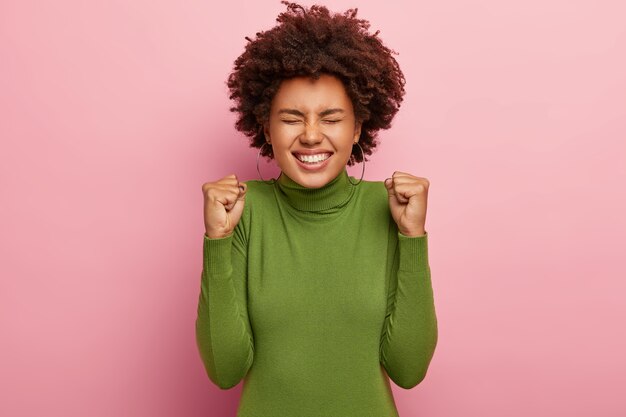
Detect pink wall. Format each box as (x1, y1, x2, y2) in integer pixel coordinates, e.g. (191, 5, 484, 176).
(1, 0, 625, 416)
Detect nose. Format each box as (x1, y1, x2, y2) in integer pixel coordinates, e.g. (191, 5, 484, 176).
(300, 122, 323, 145)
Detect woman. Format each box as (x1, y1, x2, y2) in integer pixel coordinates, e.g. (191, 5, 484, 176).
(196, 2, 438, 416)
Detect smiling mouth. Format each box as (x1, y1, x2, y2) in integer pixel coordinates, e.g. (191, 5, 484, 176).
(293, 152, 333, 164)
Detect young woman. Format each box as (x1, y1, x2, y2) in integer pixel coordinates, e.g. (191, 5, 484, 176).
(196, 2, 438, 416)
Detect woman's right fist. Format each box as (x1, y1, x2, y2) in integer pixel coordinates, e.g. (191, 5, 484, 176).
(202, 174, 247, 239)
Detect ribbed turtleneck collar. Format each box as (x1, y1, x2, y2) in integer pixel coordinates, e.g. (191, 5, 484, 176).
(275, 169, 355, 212)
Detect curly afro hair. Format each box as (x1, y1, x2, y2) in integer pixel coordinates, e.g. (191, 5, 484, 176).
(227, 1, 406, 165)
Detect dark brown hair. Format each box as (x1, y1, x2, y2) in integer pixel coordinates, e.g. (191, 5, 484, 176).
(227, 1, 406, 165)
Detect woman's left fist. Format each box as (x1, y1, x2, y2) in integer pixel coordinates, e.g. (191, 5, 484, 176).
(384, 171, 429, 237)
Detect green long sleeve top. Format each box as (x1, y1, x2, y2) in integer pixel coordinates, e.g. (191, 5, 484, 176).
(195, 169, 438, 417)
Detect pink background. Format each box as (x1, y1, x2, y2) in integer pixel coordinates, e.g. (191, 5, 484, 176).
(1, 0, 625, 416)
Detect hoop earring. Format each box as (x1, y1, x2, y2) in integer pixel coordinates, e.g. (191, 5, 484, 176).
(256, 142, 280, 184)
(348, 142, 365, 186)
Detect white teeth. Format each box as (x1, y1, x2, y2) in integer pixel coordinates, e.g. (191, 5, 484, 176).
(296, 153, 330, 163)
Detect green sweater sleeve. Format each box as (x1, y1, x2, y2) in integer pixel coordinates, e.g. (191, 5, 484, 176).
(195, 225, 254, 390)
(379, 230, 438, 389)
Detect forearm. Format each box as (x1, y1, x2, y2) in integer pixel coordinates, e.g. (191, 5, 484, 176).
(380, 231, 438, 389)
(195, 234, 254, 389)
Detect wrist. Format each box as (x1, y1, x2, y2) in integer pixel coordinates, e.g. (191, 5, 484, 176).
(205, 230, 233, 239)
(399, 227, 426, 237)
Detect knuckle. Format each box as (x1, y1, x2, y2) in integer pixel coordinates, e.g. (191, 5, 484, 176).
(219, 174, 237, 184)
(206, 187, 223, 200)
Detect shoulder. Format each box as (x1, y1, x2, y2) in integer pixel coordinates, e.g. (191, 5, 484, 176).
(353, 179, 390, 214)
(357, 179, 388, 201)
(231, 180, 275, 237)
(241, 179, 277, 210)
(243, 179, 274, 194)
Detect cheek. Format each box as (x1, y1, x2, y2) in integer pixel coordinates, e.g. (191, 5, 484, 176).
(271, 124, 300, 142)
(330, 127, 358, 149)
(269, 132, 291, 152)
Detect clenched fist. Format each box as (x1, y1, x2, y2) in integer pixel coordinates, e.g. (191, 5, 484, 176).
(384, 171, 429, 237)
(202, 174, 247, 239)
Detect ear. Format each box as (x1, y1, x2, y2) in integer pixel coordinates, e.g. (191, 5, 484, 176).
(263, 122, 271, 143)
(353, 120, 362, 143)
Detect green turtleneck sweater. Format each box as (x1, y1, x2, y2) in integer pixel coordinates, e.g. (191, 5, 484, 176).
(195, 169, 438, 417)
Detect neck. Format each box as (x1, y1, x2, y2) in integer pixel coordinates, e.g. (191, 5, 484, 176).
(275, 169, 355, 212)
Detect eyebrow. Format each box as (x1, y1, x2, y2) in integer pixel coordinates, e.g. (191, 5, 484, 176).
(278, 108, 345, 117)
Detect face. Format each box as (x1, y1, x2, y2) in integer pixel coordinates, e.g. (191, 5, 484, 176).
(263, 74, 362, 189)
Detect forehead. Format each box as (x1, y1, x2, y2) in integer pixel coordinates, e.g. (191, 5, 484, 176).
(271, 74, 353, 112)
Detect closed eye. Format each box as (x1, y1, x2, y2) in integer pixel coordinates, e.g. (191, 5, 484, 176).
(281, 119, 302, 125)
(323, 119, 342, 124)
